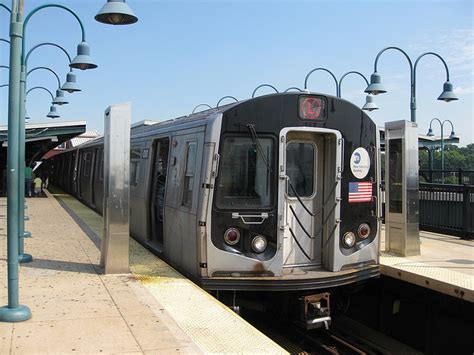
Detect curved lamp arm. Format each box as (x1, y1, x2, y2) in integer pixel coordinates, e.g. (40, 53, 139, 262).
(192, 104, 213, 114)
(216, 96, 238, 107)
(251, 84, 278, 98)
(338, 71, 369, 98)
(25, 42, 72, 67)
(0, 65, 9, 70)
(284, 87, 303, 92)
(441, 119, 455, 133)
(27, 66, 61, 89)
(414, 52, 451, 94)
(0, 4, 11, 13)
(373, 46, 413, 73)
(22, 4, 86, 64)
(0, 84, 9, 88)
(303, 68, 338, 95)
(0, 38, 10, 45)
(428, 117, 442, 130)
(26, 86, 55, 101)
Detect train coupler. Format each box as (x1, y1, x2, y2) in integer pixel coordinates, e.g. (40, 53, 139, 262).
(297, 292, 331, 330)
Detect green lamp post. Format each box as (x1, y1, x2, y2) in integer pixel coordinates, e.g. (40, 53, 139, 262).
(426, 118, 458, 183)
(365, 47, 458, 122)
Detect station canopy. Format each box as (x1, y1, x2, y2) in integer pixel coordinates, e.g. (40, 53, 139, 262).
(0, 120, 86, 167)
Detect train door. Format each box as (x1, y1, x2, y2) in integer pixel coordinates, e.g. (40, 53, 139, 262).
(279, 127, 342, 268)
(149, 137, 170, 252)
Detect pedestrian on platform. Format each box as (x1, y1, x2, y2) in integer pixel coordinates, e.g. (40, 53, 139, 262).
(33, 175, 42, 197)
(25, 165, 33, 197)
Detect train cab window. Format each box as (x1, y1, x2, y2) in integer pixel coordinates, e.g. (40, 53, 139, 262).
(286, 142, 315, 197)
(130, 147, 141, 186)
(99, 151, 104, 181)
(182, 141, 197, 207)
(216, 136, 274, 209)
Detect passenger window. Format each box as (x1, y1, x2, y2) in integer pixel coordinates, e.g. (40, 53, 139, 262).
(83, 152, 92, 177)
(130, 161, 140, 186)
(182, 142, 197, 207)
(99, 151, 104, 181)
(286, 142, 315, 197)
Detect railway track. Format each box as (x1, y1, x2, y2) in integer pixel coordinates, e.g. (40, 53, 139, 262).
(241, 310, 419, 355)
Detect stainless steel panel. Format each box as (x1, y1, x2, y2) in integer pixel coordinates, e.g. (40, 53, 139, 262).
(100, 103, 131, 274)
(385, 120, 420, 256)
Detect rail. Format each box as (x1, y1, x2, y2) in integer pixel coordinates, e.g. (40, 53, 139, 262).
(419, 183, 474, 240)
(419, 169, 474, 185)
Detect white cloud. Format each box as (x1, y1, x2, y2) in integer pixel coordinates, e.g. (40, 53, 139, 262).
(453, 86, 473, 95)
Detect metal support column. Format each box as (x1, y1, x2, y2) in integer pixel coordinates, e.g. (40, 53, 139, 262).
(100, 103, 131, 274)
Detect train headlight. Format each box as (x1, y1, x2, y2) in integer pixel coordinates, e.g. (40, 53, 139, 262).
(224, 228, 240, 245)
(358, 223, 371, 239)
(342, 232, 356, 248)
(251, 235, 267, 253)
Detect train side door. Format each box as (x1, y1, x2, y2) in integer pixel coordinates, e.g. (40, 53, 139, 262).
(279, 128, 342, 268)
(149, 137, 170, 252)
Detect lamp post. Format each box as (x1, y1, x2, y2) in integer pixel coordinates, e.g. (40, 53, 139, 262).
(426, 118, 457, 183)
(26, 86, 57, 118)
(338, 71, 378, 112)
(17, 4, 97, 264)
(304, 67, 338, 96)
(365, 47, 458, 122)
(1, 0, 95, 323)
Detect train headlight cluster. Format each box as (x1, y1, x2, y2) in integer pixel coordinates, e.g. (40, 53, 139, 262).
(342, 232, 356, 248)
(358, 223, 371, 239)
(251, 235, 267, 253)
(224, 228, 240, 245)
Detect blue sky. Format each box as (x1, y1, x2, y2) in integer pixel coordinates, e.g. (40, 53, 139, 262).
(1, 0, 473, 143)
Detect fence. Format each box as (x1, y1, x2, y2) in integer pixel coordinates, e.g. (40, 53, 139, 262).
(419, 183, 474, 240)
(419, 169, 474, 185)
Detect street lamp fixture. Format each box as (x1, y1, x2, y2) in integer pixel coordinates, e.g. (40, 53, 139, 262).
(47, 105, 60, 119)
(338, 70, 378, 112)
(426, 118, 457, 183)
(70, 42, 98, 70)
(61, 71, 81, 93)
(365, 47, 458, 122)
(95, 0, 138, 25)
(362, 95, 378, 112)
(52, 89, 69, 105)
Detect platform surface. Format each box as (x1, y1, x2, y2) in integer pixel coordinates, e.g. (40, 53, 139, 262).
(0, 192, 286, 354)
(380, 227, 474, 302)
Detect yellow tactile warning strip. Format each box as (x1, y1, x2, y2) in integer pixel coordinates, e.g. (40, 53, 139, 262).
(380, 252, 474, 303)
(130, 240, 287, 354)
(51, 188, 287, 354)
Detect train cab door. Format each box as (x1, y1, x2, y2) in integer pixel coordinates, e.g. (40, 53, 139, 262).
(278, 127, 342, 269)
(149, 137, 170, 252)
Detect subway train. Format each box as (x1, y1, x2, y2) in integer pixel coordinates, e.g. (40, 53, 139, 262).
(45, 92, 381, 327)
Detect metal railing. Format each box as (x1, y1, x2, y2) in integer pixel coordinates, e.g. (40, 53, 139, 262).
(419, 183, 474, 240)
(419, 169, 474, 185)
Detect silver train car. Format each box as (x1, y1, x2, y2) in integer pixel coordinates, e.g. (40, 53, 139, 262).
(45, 92, 380, 326)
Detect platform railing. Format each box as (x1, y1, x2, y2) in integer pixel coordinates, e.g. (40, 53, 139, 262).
(419, 169, 474, 185)
(419, 183, 474, 240)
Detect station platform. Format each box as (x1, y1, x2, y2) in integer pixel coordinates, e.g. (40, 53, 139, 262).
(0, 192, 286, 354)
(380, 227, 474, 303)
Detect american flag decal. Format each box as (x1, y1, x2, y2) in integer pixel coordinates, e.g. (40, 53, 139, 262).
(348, 182, 372, 203)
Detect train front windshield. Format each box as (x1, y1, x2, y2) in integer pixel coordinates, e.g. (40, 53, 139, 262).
(216, 136, 275, 209)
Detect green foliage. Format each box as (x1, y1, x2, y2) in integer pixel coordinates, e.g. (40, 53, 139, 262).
(419, 144, 474, 171)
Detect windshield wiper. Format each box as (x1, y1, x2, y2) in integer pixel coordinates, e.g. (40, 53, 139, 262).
(246, 124, 272, 173)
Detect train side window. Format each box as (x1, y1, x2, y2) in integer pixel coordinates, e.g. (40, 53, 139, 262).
(83, 152, 92, 177)
(286, 142, 315, 197)
(130, 161, 140, 186)
(182, 141, 197, 207)
(99, 150, 104, 181)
